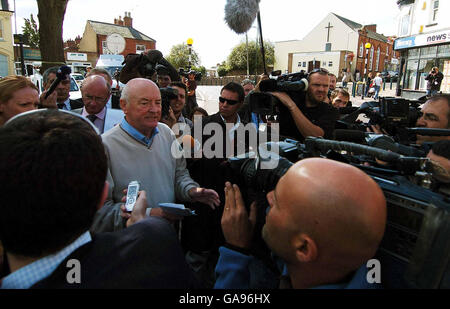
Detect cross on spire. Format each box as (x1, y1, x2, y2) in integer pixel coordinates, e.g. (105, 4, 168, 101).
(325, 22, 333, 42)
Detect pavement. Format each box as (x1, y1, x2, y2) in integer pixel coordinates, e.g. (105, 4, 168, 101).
(196, 82, 400, 115)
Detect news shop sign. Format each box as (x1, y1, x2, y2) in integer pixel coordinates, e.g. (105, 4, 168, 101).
(395, 29, 450, 50)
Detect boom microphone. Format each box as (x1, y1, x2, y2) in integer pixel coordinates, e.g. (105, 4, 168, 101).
(224, 0, 260, 34)
(44, 65, 71, 99)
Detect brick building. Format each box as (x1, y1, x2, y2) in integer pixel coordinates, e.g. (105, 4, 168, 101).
(68, 12, 156, 74)
(356, 24, 400, 78)
(275, 13, 400, 80)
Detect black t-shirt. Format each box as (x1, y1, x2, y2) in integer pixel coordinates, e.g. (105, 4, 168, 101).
(278, 93, 338, 141)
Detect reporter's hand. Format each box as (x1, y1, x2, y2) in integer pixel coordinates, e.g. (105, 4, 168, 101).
(269, 92, 297, 111)
(120, 189, 148, 228)
(221, 182, 257, 249)
(39, 91, 58, 109)
(161, 106, 177, 129)
(120, 189, 183, 225)
(366, 124, 388, 135)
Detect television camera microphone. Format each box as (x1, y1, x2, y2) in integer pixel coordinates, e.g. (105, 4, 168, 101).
(44, 65, 71, 99)
(224, 0, 260, 34)
(334, 129, 426, 157)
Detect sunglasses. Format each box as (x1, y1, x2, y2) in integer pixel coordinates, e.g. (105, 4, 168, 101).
(219, 97, 240, 105)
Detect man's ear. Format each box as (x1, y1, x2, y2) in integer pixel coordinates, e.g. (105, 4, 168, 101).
(97, 181, 109, 210)
(120, 99, 127, 113)
(292, 233, 318, 263)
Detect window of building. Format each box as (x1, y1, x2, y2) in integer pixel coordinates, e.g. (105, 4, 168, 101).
(322, 61, 327, 66)
(369, 46, 374, 71)
(376, 47, 380, 71)
(431, 0, 439, 22)
(359, 43, 363, 57)
(328, 61, 333, 67)
(303, 62, 306, 67)
(136, 44, 146, 54)
(400, 14, 410, 36)
(325, 43, 331, 52)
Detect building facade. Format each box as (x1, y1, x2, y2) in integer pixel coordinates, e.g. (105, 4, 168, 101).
(394, 0, 450, 99)
(275, 13, 399, 80)
(0, 1, 14, 77)
(76, 12, 156, 74)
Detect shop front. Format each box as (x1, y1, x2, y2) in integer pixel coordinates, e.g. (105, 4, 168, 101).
(395, 28, 450, 100)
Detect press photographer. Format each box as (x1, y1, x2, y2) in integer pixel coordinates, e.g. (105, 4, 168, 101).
(248, 68, 339, 142)
(119, 49, 180, 85)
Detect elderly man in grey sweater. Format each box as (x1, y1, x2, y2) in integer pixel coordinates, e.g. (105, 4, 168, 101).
(91, 78, 220, 233)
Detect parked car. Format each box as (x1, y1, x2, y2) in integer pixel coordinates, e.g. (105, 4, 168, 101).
(71, 73, 85, 87)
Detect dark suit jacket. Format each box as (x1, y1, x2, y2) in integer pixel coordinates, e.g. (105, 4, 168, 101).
(67, 99, 84, 110)
(183, 113, 254, 252)
(31, 217, 200, 289)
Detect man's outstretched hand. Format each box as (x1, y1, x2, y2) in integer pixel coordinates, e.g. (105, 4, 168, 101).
(188, 187, 220, 210)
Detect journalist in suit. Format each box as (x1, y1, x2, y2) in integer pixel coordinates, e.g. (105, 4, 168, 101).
(42, 66, 84, 111)
(72, 75, 124, 134)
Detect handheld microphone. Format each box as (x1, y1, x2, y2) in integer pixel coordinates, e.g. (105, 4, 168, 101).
(224, 0, 260, 34)
(44, 65, 71, 99)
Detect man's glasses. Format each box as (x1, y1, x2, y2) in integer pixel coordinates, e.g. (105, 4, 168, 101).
(83, 95, 109, 104)
(219, 97, 239, 105)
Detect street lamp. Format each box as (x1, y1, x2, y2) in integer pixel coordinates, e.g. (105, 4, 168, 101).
(187, 38, 193, 71)
(362, 42, 372, 99)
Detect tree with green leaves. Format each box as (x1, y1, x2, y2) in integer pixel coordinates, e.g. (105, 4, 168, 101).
(22, 14, 40, 48)
(37, 0, 69, 72)
(166, 43, 201, 71)
(227, 40, 274, 75)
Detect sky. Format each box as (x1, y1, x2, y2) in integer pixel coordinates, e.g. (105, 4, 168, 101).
(11, 0, 400, 68)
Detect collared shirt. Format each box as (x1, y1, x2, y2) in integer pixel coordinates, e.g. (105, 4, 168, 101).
(82, 106, 106, 134)
(220, 114, 241, 141)
(120, 118, 159, 147)
(1, 231, 92, 289)
(59, 98, 71, 111)
(106, 96, 112, 109)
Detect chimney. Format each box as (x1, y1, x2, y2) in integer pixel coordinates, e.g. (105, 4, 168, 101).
(1, 0, 9, 11)
(117, 16, 124, 26)
(123, 12, 133, 27)
(364, 24, 377, 33)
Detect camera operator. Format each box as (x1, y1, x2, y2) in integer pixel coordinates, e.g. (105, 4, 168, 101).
(367, 94, 450, 146)
(273, 68, 339, 141)
(214, 158, 386, 289)
(425, 67, 444, 98)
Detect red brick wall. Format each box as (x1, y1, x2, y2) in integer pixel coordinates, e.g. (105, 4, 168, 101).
(96, 34, 155, 56)
(356, 32, 400, 76)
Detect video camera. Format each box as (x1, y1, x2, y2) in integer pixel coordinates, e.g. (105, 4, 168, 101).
(247, 71, 309, 116)
(160, 87, 178, 119)
(338, 97, 423, 143)
(178, 68, 202, 81)
(226, 137, 450, 288)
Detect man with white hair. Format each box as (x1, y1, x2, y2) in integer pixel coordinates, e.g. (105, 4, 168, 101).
(91, 78, 220, 233)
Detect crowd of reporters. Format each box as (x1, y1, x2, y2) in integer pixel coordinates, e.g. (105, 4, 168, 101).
(0, 48, 449, 289)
